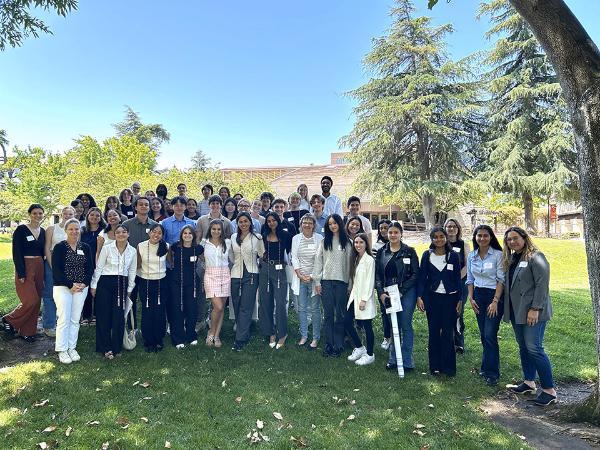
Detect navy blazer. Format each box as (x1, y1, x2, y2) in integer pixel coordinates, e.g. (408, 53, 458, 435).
(417, 249, 462, 300)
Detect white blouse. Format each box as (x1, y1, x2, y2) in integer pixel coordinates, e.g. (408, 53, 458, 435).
(202, 238, 231, 268)
(137, 241, 168, 280)
(229, 233, 265, 277)
(90, 242, 137, 292)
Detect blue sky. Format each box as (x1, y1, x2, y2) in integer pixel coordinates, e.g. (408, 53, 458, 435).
(1, 0, 599, 169)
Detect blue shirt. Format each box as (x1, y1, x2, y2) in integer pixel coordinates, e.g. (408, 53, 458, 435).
(466, 247, 505, 289)
(231, 217, 262, 235)
(160, 215, 197, 245)
(314, 212, 327, 236)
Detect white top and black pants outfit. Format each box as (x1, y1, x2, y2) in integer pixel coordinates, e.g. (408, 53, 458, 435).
(138, 241, 168, 351)
(91, 242, 137, 355)
(345, 254, 377, 357)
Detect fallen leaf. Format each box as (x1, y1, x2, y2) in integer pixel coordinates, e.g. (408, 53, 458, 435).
(414, 424, 426, 429)
(140, 417, 149, 423)
(235, 396, 242, 404)
(95, 388, 102, 392)
(290, 436, 308, 448)
(311, 424, 316, 429)
(413, 430, 425, 437)
(132, 380, 140, 386)
(65, 426, 72, 437)
(164, 441, 172, 448)
(518, 435, 527, 441)
(34, 399, 49, 408)
(42, 425, 57, 433)
(37, 441, 58, 449)
(86, 420, 100, 426)
(221, 379, 227, 388)
(350, 400, 356, 405)
(140, 381, 151, 388)
(347, 415, 355, 420)
(420, 446, 431, 450)
(273, 412, 283, 421)
(102, 443, 110, 450)
(428, 404, 434, 408)
(353, 388, 360, 392)
(256, 419, 264, 430)
(142, 396, 152, 400)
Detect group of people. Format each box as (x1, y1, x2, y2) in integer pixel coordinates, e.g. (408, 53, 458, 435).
(2, 176, 557, 406)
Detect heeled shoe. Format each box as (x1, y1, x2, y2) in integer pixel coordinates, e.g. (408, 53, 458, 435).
(275, 336, 287, 350)
(269, 335, 276, 348)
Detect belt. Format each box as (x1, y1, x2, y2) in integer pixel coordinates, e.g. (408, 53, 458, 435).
(263, 259, 285, 266)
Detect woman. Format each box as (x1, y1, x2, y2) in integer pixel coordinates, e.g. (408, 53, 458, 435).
(259, 212, 291, 349)
(346, 233, 377, 366)
(52, 218, 94, 364)
(372, 219, 391, 253)
(285, 192, 310, 232)
(97, 209, 122, 259)
(503, 226, 556, 405)
(345, 216, 365, 242)
(2, 204, 46, 342)
(222, 198, 238, 221)
(103, 196, 127, 222)
(250, 200, 266, 227)
(416, 227, 462, 377)
(145, 190, 156, 199)
(375, 222, 419, 369)
(229, 212, 265, 351)
(150, 197, 167, 222)
(90, 224, 136, 359)
(202, 219, 231, 347)
(168, 225, 204, 348)
(372, 218, 392, 350)
(185, 198, 201, 221)
(291, 214, 323, 349)
(76, 193, 97, 216)
(137, 224, 169, 352)
(71, 199, 86, 226)
(466, 225, 505, 386)
(80, 207, 106, 324)
(218, 186, 231, 202)
(297, 184, 310, 211)
(445, 218, 471, 354)
(233, 193, 243, 202)
(119, 188, 135, 219)
(313, 214, 352, 358)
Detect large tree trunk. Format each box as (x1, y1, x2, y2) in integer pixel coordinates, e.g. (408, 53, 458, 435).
(422, 192, 436, 230)
(522, 191, 536, 233)
(510, 0, 600, 416)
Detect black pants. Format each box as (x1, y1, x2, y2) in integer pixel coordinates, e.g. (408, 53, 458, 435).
(231, 268, 259, 344)
(258, 264, 288, 340)
(95, 275, 126, 354)
(425, 291, 458, 376)
(169, 281, 199, 345)
(139, 277, 167, 348)
(321, 279, 348, 351)
(453, 277, 467, 349)
(127, 276, 141, 330)
(344, 302, 374, 355)
(378, 298, 392, 339)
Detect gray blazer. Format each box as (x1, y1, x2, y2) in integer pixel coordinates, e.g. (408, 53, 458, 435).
(503, 251, 552, 324)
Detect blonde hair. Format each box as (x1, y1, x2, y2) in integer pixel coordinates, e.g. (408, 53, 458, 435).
(502, 226, 538, 271)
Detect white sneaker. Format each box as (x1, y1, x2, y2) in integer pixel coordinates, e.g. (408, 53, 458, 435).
(355, 353, 375, 366)
(58, 351, 72, 364)
(380, 339, 390, 350)
(67, 348, 81, 362)
(347, 346, 367, 361)
(190, 340, 198, 346)
(176, 344, 185, 349)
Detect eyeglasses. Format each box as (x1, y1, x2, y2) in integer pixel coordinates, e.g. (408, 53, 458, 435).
(238, 204, 250, 208)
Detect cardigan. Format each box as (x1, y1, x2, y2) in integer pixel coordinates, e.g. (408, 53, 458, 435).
(416, 249, 462, 300)
(51, 240, 94, 288)
(347, 254, 377, 320)
(290, 232, 324, 296)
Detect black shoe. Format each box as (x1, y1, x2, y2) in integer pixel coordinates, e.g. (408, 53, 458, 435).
(404, 367, 414, 373)
(1, 317, 15, 335)
(455, 346, 464, 355)
(21, 335, 36, 343)
(509, 382, 536, 395)
(156, 344, 164, 352)
(485, 377, 499, 386)
(386, 362, 397, 371)
(533, 391, 557, 406)
(144, 346, 154, 353)
(322, 345, 333, 357)
(232, 341, 244, 352)
(431, 370, 441, 376)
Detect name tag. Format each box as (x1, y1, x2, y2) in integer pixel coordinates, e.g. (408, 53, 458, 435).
(275, 264, 283, 270)
(338, 245, 343, 251)
(26, 235, 34, 242)
(320, 228, 324, 233)
(519, 261, 528, 268)
(287, 217, 294, 222)
(190, 256, 197, 262)
(146, 228, 150, 233)
(77, 249, 84, 256)
(484, 262, 493, 269)
(452, 247, 461, 253)
(403, 258, 411, 264)
(306, 244, 316, 251)
(127, 211, 133, 216)
(446, 264, 454, 271)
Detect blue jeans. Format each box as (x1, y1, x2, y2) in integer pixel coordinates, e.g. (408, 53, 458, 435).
(41, 260, 57, 330)
(474, 287, 503, 380)
(298, 281, 321, 341)
(512, 320, 554, 389)
(388, 287, 417, 368)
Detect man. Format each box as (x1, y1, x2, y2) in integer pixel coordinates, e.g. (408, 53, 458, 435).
(320, 176, 343, 218)
(271, 198, 297, 236)
(177, 183, 188, 199)
(161, 196, 196, 245)
(345, 196, 373, 238)
(310, 194, 328, 236)
(197, 195, 233, 240)
(259, 191, 274, 218)
(197, 184, 213, 217)
(131, 181, 142, 202)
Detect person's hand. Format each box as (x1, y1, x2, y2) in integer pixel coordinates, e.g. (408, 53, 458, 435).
(315, 285, 322, 295)
(487, 300, 498, 318)
(469, 296, 480, 315)
(416, 297, 425, 312)
(527, 309, 539, 326)
(90, 288, 96, 297)
(379, 292, 389, 303)
(18, 278, 25, 284)
(359, 300, 366, 311)
(70, 285, 79, 293)
(455, 301, 463, 315)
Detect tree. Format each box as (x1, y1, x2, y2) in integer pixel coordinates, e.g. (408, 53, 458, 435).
(478, 0, 578, 233)
(112, 106, 170, 152)
(0, 129, 15, 182)
(341, 0, 481, 229)
(429, 0, 600, 419)
(190, 149, 213, 171)
(0, 0, 77, 51)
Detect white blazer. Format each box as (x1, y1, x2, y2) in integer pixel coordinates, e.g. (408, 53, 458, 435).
(347, 254, 376, 320)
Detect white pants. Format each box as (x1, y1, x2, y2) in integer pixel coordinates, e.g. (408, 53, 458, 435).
(54, 285, 88, 352)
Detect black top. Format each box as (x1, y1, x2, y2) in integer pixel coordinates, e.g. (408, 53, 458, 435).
(384, 251, 399, 281)
(81, 226, 102, 267)
(120, 204, 135, 219)
(264, 235, 290, 262)
(12, 224, 46, 279)
(279, 218, 297, 237)
(449, 238, 466, 270)
(185, 211, 201, 221)
(52, 240, 94, 288)
(375, 242, 419, 296)
(172, 243, 204, 286)
(283, 210, 309, 234)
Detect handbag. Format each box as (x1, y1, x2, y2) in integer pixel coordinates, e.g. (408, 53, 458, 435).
(123, 308, 137, 350)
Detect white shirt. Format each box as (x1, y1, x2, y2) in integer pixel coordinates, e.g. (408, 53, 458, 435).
(429, 253, 447, 293)
(202, 238, 231, 268)
(137, 241, 168, 280)
(229, 232, 265, 277)
(90, 242, 137, 292)
(99, 229, 115, 246)
(323, 193, 343, 218)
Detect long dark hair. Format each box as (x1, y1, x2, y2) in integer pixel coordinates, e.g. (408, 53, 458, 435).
(345, 216, 365, 237)
(349, 233, 372, 282)
(76, 193, 97, 209)
(70, 199, 85, 221)
(151, 196, 166, 218)
(178, 224, 197, 247)
(205, 219, 227, 253)
(222, 197, 238, 220)
(261, 211, 284, 242)
(323, 214, 350, 251)
(428, 226, 452, 254)
(104, 209, 122, 233)
(147, 223, 168, 257)
(84, 207, 106, 231)
(472, 224, 502, 252)
(156, 184, 168, 199)
(376, 219, 392, 243)
(235, 211, 256, 246)
(103, 196, 121, 219)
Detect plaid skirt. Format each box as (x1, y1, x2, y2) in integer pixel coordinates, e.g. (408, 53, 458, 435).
(204, 266, 231, 298)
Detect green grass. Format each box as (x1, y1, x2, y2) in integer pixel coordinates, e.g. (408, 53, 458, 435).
(0, 238, 595, 449)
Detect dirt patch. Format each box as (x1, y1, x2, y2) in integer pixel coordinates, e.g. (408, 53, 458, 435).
(0, 332, 54, 367)
(481, 382, 600, 449)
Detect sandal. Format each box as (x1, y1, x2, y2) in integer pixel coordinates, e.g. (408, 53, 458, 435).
(310, 339, 318, 349)
(104, 351, 114, 360)
(297, 338, 307, 346)
(206, 335, 215, 346)
(214, 337, 222, 348)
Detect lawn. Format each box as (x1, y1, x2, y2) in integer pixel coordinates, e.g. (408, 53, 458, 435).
(0, 238, 595, 449)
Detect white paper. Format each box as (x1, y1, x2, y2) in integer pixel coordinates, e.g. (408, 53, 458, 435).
(385, 284, 403, 314)
(390, 312, 405, 379)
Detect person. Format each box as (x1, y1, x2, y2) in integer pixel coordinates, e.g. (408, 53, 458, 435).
(218, 186, 231, 202)
(97, 209, 122, 259)
(185, 198, 201, 220)
(346, 233, 377, 366)
(119, 188, 135, 219)
(196, 195, 233, 240)
(167, 225, 204, 348)
(466, 225, 505, 386)
(345, 196, 373, 240)
(291, 213, 323, 349)
(76, 193, 97, 217)
(372, 219, 391, 253)
(271, 198, 297, 235)
(233, 193, 243, 202)
(259, 191, 274, 217)
(503, 226, 557, 405)
(372, 219, 392, 349)
(345, 216, 365, 242)
(375, 221, 419, 371)
(160, 196, 196, 245)
(80, 207, 106, 324)
(90, 224, 137, 359)
(144, 190, 156, 199)
(258, 212, 291, 349)
(150, 197, 167, 222)
(131, 181, 142, 201)
(297, 184, 310, 211)
(42, 206, 75, 338)
(416, 227, 462, 377)
(177, 183, 188, 199)
(445, 218, 471, 354)
(320, 176, 343, 218)
(222, 198, 238, 221)
(2, 204, 46, 342)
(313, 214, 352, 357)
(103, 196, 127, 222)
(51, 218, 94, 364)
(232, 198, 262, 233)
(137, 224, 169, 352)
(197, 184, 213, 216)
(309, 194, 327, 236)
(156, 184, 172, 217)
(286, 192, 310, 231)
(250, 199, 266, 227)
(229, 212, 265, 351)
(71, 199, 86, 226)
(202, 219, 231, 348)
